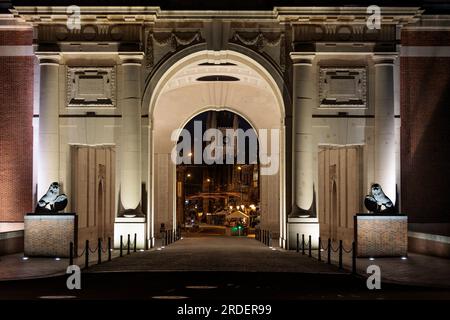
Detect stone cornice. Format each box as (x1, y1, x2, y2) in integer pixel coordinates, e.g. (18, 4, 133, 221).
(275, 6, 423, 25)
(12, 6, 423, 26)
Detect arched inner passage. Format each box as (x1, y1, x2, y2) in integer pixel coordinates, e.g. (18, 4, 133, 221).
(149, 50, 286, 247)
(176, 110, 260, 237)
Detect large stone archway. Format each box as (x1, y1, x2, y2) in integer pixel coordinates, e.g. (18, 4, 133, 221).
(146, 49, 287, 247)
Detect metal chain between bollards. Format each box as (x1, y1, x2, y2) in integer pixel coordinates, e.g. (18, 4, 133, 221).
(343, 245, 353, 254)
(298, 236, 357, 275)
(330, 242, 340, 252)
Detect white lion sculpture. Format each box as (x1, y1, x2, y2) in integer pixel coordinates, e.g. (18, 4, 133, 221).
(35, 182, 68, 213)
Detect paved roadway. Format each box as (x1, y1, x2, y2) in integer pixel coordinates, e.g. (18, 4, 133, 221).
(87, 235, 341, 273)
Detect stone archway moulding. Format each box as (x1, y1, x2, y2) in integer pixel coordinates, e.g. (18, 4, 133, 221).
(145, 48, 288, 248)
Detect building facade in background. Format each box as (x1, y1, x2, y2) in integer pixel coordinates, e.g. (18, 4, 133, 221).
(0, 1, 449, 257)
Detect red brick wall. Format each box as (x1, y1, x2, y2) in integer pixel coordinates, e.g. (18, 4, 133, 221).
(0, 28, 34, 222)
(401, 30, 450, 47)
(0, 29, 33, 46)
(401, 30, 450, 228)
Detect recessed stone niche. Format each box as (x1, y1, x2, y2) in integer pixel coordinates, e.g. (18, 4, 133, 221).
(67, 67, 116, 107)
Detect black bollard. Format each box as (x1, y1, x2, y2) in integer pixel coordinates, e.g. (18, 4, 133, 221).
(97, 238, 102, 264)
(120, 235, 123, 257)
(318, 237, 322, 262)
(352, 241, 356, 275)
(296, 233, 299, 253)
(127, 234, 131, 255)
(108, 237, 112, 262)
(308, 235, 312, 257)
(339, 240, 343, 269)
(69, 242, 74, 266)
(85, 240, 89, 269)
(302, 234, 305, 255)
(327, 238, 331, 264)
(134, 233, 137, 252)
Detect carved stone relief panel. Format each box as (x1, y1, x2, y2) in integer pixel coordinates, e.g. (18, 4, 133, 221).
(145, 31, 203, 69)
(230, 31, 286, 72)
(293, 24, 396, 43)
(318, 67, 367, 109)
(66, 67, 116, 107)
(38, 24, 141, 43)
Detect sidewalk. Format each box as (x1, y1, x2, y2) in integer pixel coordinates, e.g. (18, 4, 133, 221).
(0, 237, 170, 281)
(0, 249, 125, 281)
(309, 248, 450, 289)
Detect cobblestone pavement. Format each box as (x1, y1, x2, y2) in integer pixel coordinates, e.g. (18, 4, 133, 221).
(88, 236, 342, 273)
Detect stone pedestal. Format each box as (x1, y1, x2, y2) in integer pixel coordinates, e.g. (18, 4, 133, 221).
(114, 217, 146, 249)
(354, 214, 407, 257)
(24, 213, 77, 258)
(288, 217, 320, 249)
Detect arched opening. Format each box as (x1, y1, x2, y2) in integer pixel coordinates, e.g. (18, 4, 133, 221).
(176, 110, 260, 238)
(147, 50, 286, 248)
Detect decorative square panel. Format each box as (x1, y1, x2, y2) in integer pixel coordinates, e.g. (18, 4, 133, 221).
(67, 67, 116, 107)
(318, 67, 367, 108)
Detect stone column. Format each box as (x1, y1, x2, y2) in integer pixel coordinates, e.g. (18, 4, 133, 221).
(373, 55, 396, 203)
(37, 54, 61, 198)
(119, 54, 143, 216)
(290, 53, 316, 217)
